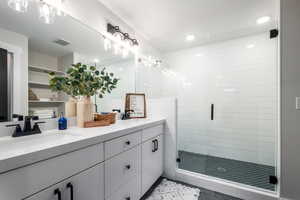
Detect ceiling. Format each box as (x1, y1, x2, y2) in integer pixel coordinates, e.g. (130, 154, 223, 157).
(98, 0, 279, 53)
(0, 1, 127, 64)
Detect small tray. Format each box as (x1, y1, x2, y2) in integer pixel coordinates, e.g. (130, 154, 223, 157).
(84, 119, 111, 128)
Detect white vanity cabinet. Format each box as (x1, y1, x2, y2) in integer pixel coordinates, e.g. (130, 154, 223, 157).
(0, 121, 165, 200)
(0, 143, 104, 200)
(141, 134, 164, 195)
(104, 124, 164, 200)
(25, 163, 104, 200)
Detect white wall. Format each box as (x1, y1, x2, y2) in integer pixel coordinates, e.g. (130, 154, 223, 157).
(280, 0, 300, 199)
(163, 33, 279, 166)
(0, 27, 28, 116)
(136, 63, 165, 98)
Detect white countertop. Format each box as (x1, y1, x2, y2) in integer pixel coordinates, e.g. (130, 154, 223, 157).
(0, 117, 165, 174)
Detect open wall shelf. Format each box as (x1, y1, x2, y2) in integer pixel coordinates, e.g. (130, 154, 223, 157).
(29, 65, 65, 75)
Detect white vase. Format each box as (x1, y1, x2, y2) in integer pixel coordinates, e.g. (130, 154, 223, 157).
(76, 96, 93, 128)
(65, 97, 77, 118)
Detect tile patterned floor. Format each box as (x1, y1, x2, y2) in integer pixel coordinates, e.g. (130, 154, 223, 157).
(142, 178, 242, 200)
(145, 179, 200, 200)
(178, 151, 276, 191)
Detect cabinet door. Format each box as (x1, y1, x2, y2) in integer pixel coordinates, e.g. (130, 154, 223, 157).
(65, 163, 104, 200)
(25, 164, 104, 200)
(141, 135, 163, 195)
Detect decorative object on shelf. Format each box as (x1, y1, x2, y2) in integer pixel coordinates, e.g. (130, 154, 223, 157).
(49, 63, 119, 128)
(28, 88, 39, 101)
(65, 97, 77, 117)
(125, 93, 146, 119)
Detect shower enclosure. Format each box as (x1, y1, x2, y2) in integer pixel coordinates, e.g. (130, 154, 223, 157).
(165, 32, 279, 192)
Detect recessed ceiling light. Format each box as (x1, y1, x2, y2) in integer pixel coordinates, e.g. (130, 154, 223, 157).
(94, 59, 99, 63)
(246, 44, 255, 49)
(195, 53, 204, 57)
(186, 35, 195, 42)
(256, 16, 271, 25)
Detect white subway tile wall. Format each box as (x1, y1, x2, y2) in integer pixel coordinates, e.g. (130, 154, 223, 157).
(163, 33, 278, 166)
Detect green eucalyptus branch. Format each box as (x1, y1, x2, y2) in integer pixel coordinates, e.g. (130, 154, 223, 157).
(49, 63, 119, 99)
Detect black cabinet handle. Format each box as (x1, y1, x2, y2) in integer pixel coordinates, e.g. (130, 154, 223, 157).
(54, 188, 62, 200)
(152, 139, 159, 152)
(125, 140, 131, 145)
(125, 197, 131, 200)
(67, 182, 74, 200)
(152, 140, 156, 152)
(125, 164, 131, 170)
(211, 104, 214, 121)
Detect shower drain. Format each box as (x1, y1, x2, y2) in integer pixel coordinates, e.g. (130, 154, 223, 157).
(217, 167, 227, 173)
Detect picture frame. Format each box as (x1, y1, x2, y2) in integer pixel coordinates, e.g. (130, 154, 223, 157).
(125, 93, 146, 119)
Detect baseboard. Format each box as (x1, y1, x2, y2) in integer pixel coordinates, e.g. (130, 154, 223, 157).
(173, 169, 280, 200)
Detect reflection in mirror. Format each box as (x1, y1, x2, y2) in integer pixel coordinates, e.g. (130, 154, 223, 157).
(0, 1, 135, 122)
(93, 59, 135, 114)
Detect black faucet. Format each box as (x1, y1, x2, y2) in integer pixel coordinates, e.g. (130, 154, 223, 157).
(121, 110, 134, 120)
(6, 116, 45, 137)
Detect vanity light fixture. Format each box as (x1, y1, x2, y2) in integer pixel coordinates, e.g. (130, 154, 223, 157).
(103, 36, 112, 51)
(256, 16, 271, 25)
(8, 0, 29, 12)
(186, 34, 195, 42)
(195, 53, 204, 57)
(8, 0, 66, 24)
(38, 0, 56, 24)
(246, 44, 255, 49)
(107, 23, 139, 57)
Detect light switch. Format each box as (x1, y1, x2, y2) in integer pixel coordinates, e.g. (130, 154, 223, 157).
(296, 97, 300, 110)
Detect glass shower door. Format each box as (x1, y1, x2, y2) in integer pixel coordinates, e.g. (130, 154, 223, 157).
(176, 32, 278, 191)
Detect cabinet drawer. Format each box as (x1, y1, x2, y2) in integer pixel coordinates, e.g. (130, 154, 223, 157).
(25, 163, 104, 200)
(106, 177, 140, 200)
(105, 146, 141, 198)
(142, 124, 164, 142)
(0, 144, 104, 200)
(105, 131, 141, 159)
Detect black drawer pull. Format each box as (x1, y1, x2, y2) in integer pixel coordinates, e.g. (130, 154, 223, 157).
(54, 188, 62, 200)
(211, 104, 214, 120)
(152, 140, 156, 152)
(152, 139, 158, 152)
(125, 164, 131, 170)
(125, 197, 131, 200)
(125, 140, 131, 145)
(67, 182, 74, 200)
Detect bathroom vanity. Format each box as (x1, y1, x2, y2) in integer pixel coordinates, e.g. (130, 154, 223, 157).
(0, 118, 165, 200)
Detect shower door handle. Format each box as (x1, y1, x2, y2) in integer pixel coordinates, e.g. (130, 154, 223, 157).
(211, 104, 214, 121)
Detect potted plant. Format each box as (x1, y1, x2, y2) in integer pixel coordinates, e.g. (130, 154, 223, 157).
(49, 63, 119, 127)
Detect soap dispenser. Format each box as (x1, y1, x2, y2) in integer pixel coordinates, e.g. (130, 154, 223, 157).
(58, 112, 67, 130)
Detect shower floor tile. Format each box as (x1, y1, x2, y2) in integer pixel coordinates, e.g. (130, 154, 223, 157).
(178, 151, 276, 191)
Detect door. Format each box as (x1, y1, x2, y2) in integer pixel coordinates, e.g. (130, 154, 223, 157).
(176, 31, 279, 191)
(25, 164, 104, 200)
(141, 135, 163, 195)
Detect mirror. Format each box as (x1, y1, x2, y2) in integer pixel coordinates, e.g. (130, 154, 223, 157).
(0, 1, 135, 122)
